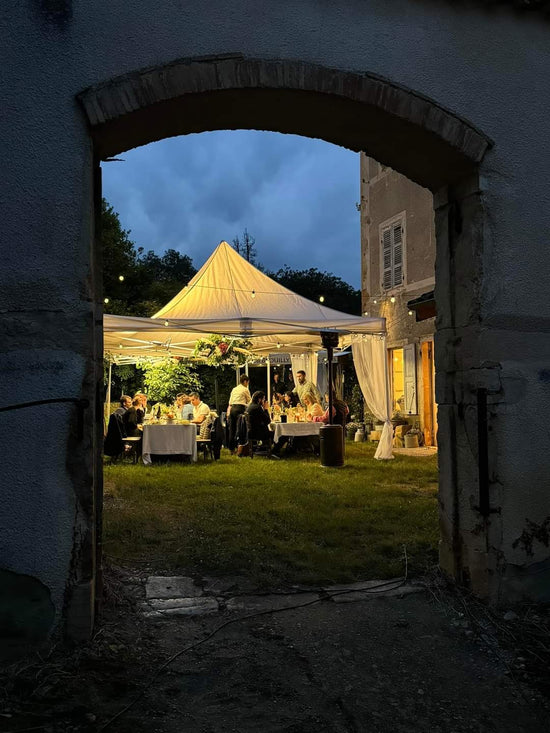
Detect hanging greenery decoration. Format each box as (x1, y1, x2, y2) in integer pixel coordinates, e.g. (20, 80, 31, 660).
(193, 334, 253, 366)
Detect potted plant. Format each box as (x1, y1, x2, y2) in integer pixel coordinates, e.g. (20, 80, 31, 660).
(346, 421, 361, 440)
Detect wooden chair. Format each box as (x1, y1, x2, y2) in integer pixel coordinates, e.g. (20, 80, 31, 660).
(123, 436, 142, 464)
(196, 418, 214, 461)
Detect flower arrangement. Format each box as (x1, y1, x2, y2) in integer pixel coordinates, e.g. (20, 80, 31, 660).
(193, 334, 252, 366)
(346, 421, 363, 438)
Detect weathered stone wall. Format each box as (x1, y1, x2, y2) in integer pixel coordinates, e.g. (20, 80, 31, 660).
(1, 0, 549, 642)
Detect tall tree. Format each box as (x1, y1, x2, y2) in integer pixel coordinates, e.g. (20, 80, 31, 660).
(232, 228, 257, 264)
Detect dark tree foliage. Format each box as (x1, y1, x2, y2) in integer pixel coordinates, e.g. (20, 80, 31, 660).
(100, 198, 197, 316)
(269, 265, 361, 315)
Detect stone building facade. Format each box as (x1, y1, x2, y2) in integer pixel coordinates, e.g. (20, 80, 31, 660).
(2, 0, 550, 644)
(360, 155, 437, 445)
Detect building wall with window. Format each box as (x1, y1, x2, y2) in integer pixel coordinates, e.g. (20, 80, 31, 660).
(360, 154, 437, 444)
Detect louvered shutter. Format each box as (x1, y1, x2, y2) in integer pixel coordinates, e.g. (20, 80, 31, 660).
(382, 227, 392, 290)
(403, 343, 417, 415)
(392, 223, 403, 287)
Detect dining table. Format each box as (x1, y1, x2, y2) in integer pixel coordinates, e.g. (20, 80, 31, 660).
(271, 421, 322, 443)
(141, 422, 198, 464)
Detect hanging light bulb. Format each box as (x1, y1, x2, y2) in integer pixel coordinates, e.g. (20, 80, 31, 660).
(363, 311, 369, 316)
(164, 320, 169, 327)
(408, 310, 414, 316)
(319, 296, 325, 303)
(373, 299, 377, 304)
(251, 290, 256, 299)
(118, 275, 124, 282)
(276, 342, 281, 349)
(390, 296, 396, 303)
(104, 297, 109, 304)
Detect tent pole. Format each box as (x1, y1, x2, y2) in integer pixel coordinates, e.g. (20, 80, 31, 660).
(321, 332, 339, 425)
(266, 357, 271, 405)
(106, 361, 112, 419)
(235, 365, 240, 386)
(245, 361, 249, 377)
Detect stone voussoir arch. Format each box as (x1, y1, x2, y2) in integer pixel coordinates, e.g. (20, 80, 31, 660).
(78, 55, 491, 189)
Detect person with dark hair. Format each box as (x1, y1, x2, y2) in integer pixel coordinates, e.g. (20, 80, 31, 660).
(190, 392, 210, 425)
(245, 390, 272, 446)
(104, 395, 132, 457)
(283, 390, 299, 409)
(227, 375, 252, 453)
(292, 370, 321, 406)
(272, 371, 286, 397)
(175, 393, 194, 420)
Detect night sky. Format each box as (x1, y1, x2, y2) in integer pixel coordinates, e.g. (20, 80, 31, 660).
(102, 130, 361, 287)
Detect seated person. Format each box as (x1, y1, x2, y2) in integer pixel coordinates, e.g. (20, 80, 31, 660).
(133, 393, 148, 423)
(245, 391, 272, 447)
(175, 393, 194, 420)
(310, 390, 349, 425)
(190, 392, 212, 438)
(104, 395, 131, 456)
(283, 390, 299, 409)
(302, 391, 324, 419)
(123, 397, 142, 437)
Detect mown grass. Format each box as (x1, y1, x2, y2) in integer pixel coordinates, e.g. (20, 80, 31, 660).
(103, 443, 439, 587)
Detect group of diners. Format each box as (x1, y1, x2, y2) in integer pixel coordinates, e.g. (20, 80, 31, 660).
(226, 369, 349, 456)
(105, 369, 348, 460)
(104, 390, 215, 458)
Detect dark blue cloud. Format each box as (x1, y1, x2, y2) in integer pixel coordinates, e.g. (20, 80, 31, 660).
(102, 131, 361, 287)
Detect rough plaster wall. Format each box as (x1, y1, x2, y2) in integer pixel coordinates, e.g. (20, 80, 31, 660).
(1, 0, 550, 629)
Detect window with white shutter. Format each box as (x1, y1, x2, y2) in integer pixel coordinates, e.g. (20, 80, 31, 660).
(380, 217, 405, 290)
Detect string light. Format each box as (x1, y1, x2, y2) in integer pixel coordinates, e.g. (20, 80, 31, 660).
(104, 297, 109, 304)
(164, 321, 169, 326)
(319, 296, 325, 303)
(363, 311, 369, 316)
(251, 290, 256, 299)
(373, 299, 377, 304)
(390, 296, 396, 303)
(118, 275, 124, 282)
(276, 342, 281, 349)
(408, 310, 414, 316)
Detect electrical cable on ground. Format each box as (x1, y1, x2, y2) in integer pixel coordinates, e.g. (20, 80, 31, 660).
(97, 549, 409, 731)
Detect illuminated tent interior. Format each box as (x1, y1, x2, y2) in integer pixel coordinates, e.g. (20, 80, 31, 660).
(103, 241, 393, 458)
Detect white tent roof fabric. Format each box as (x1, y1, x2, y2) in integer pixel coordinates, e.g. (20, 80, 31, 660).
(104, 241, 385, 361)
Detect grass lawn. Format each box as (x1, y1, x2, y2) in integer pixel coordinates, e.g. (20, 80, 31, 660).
(103, 442, 439, 587)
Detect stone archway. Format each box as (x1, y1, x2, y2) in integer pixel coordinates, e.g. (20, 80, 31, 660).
(78, 55, 489, 190)
(75, 55, 495, 637)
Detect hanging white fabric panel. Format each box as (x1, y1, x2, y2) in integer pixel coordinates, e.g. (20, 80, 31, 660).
(352, 336, 393, 460)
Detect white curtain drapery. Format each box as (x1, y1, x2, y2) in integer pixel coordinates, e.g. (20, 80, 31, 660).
(290, 352, 318, 392)
(352, 336, 393, 460)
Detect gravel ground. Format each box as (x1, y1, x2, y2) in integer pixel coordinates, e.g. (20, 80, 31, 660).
(1, 568, 548, 733)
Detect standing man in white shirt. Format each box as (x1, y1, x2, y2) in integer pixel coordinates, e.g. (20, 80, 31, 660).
(227, 375, 251, 454)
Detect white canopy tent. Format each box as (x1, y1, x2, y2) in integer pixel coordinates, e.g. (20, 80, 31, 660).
(104, 241, 393, 459)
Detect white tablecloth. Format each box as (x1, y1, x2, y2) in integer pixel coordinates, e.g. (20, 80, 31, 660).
(142, 424, 198, 465)
(272, 422, 322, 443)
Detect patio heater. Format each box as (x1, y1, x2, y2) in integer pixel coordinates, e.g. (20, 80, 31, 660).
(319, 331, 344, 467)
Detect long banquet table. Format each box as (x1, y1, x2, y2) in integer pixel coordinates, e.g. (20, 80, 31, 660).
(271, 421, 322, 443)
(142, 423, 198, 464)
